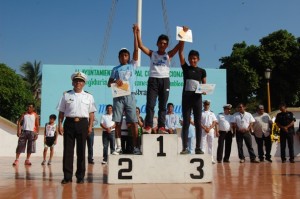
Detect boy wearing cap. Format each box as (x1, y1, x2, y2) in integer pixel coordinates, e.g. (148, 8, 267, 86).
(107, 24, 141, 155)
(135, 24, 185, 134)
(178, 36, 207, 154)
(252, 105, 273, 162)
(57, 72, 97, 184)
(200, 100, 217, 163)
(216, 104, 233, 163)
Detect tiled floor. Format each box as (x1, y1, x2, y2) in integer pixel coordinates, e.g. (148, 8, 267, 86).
(0, 157, 299, 199)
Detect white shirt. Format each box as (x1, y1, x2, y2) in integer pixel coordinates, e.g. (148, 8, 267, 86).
(149, 51, 170, 78)
(45, 123, 56, 137)
(201, 110, 217, 127)
(57, 90, 97, 118)
(165, 113, 179, 130)
(22, 112, 38, 132)
(217, 113, 232, 132)
(252, 112, 272, 137)
(232, 111, 255, 130)
(100, 114, 115, 131)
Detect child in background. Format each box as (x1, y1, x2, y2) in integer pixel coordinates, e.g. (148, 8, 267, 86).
(42, 114, 58, 165)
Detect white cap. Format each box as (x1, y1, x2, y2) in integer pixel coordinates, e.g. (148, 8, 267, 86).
(71, 72, 87, 82)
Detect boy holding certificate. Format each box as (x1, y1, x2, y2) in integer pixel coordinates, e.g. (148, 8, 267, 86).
(107, 25, 141, 155)
(178, 28, 207, 154)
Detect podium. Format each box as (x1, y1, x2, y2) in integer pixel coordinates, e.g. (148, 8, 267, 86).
(108, 134, 212, 184)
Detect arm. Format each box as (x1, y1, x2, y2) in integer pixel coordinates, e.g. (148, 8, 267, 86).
(44, 124, 47, 143)
(54, 125, 58, 144)
(17, 114, 24, 137)
(34, 114, 40, 140)
(135, 24, 152, 57)
(178, 40, 185, 65)
(58, 111, 65, 135)
(132, 24, 139, 61)
(88, 112, 95, 134)
(168, 40, 184, 59)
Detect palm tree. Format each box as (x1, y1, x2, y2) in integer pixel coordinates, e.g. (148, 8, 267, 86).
(20, 60, 42, 100)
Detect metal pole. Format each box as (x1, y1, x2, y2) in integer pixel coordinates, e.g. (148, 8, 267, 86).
(137, 0, 142, 66)
(267, 80, 271, 113)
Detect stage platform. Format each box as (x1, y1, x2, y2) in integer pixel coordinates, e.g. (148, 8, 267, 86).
(0, 157, 299, 199)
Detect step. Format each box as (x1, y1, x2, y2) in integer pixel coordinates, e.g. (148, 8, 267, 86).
(108, 134, 212, 184)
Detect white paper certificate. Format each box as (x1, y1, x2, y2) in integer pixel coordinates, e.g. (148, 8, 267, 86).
(195, 84, 216, 95)
(176, 26, 193, 43)
(111, 81, 131, 98)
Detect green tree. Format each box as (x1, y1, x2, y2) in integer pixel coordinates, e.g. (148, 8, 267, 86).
(219, 42, 260, 108)
(0, 63, 35, 122)
(20, 60, 42, 100)
(257, 30, 300, 108)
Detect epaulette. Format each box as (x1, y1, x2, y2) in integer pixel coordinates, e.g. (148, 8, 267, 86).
(64, 90, 72, 94)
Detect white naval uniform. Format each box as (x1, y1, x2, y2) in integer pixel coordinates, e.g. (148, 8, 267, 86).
(200, 110, 217, 159)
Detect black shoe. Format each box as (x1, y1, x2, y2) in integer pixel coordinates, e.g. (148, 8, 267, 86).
(250, 158, 260, 163)
(88, 161, 95, 164)
(195, 148, 204, 154)
(282, 160, 286, 163)
(290, 159, 295, 163)
(76, 178, 84, 184)
(61, 179, 72, 184)
(259, 158, 264, 162)
(265, 158, 272, 163)
(217, 160, 222, 163)
(223, 159, 230, 163)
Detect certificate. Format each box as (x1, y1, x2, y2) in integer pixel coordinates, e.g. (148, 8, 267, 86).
(195, 84, 216, 95)
(111, 81, 131, 98)
(176, 26, 193, 43)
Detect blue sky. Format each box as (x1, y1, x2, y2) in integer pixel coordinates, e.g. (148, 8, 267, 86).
(1, 0, 300, 73)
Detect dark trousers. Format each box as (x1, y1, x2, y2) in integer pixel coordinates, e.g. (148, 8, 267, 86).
(86, 130, 94, 162)
(236, 131, 256, 160)
(63, 118, 88, 180)
(217, 131, 233, 161)
(280, 131, 294, 161)
(121, 135, 133, 154)
(102, 131, 115, 162)
(254, 134, 272, 160)
(181, 92, 202, 150)
(145, 77, 170, 128)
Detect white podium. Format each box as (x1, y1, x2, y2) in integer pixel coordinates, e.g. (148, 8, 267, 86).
(108, 134, 212, 184)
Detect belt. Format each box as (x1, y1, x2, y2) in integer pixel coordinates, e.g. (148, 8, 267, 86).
(220, 130, 231, 133)
(66, 117, 88, 122)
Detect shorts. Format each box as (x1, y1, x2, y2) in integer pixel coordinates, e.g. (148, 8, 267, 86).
(45, 137, 56, 148)
(113, 93, 137, 123)
(16, 130, 36, 153)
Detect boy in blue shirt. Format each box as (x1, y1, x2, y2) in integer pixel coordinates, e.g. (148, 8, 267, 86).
(107, 25, 141, 155)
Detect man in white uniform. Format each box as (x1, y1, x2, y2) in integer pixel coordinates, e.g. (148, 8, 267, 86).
(231, 103, 259, 163)
(200, 100, 217, 163)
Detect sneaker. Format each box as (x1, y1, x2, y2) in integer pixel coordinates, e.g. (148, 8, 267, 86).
(112, 148, 122, 155)
(195, 148, 204, 154)
(223, 159, 230, 163)
(12, 159, 19, 166)
(24, 160, 32, 166)
(180, 149, 189, 155)
(47, 161, 51, 165)
(212, 160, 216, 164)
(143, 126, 152, 134)
(240, 159, 245, 163)
(158, 127, 168, 134)
(41, 160, 46, 165)
(101, 161, 107, 165)
(133, 147, 142, 155)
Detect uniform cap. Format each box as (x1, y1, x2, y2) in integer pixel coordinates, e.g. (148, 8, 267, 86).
(71, 72, 87, 82)
(223, 104, 232, 109)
